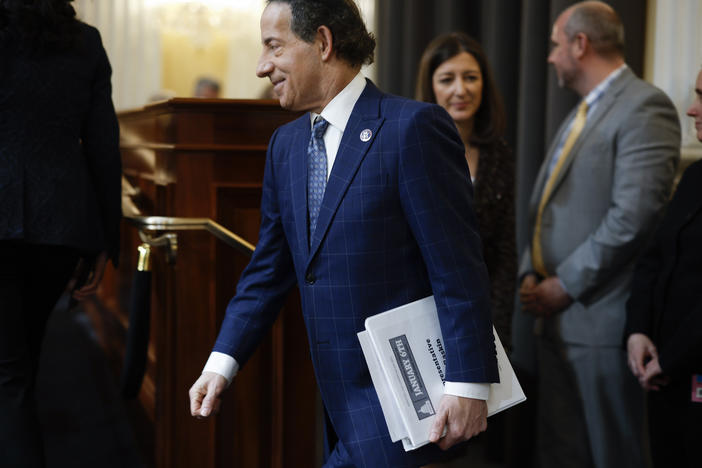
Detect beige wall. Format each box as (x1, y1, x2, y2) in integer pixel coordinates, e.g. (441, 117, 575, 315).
(645, 0, 702, 163)
(156, 1, 268, 99)
(74, 0, 376, 110)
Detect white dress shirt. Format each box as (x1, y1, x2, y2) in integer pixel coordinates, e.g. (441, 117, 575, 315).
(204, 72, 489, 401)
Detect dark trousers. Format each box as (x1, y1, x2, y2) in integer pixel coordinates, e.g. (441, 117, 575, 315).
(648, 376, 702, 468)
(0, 241, 78, 468)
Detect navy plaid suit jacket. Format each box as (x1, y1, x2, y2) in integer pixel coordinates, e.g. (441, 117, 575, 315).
(213, 81, 498, 467)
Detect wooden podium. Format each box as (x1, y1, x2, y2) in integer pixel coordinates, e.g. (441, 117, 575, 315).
(93, 99, 318, 468)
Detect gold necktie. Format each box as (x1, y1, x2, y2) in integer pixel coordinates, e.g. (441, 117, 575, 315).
(532, 100, 589, 277)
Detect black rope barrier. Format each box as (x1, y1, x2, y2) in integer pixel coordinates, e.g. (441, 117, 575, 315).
(120, 243, 152, 399)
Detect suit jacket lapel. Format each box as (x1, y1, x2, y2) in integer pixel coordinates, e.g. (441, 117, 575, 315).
(307, 80, 385, 264)
(541, 68, 635, 207)
(291, 117, 312, 255)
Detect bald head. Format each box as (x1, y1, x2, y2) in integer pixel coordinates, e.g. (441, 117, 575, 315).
(563, 1, 625, 59)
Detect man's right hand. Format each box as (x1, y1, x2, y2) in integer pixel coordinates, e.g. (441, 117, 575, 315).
(189, 371, 229, 418)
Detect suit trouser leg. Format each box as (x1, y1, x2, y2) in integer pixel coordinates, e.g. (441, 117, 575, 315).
(565, 344, 649, 468)
(537, 336, 593, 468)
(0, 242, 78, 468)
(537, 335, 649, 468)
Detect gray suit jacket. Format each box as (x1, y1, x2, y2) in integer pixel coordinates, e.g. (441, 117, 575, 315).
(519, 67, 680, 346)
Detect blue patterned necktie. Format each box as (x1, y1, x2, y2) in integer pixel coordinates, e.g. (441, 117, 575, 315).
(308, 116, 329, 241)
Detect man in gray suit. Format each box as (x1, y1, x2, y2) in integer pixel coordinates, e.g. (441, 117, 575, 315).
(518, 2, 680, 467)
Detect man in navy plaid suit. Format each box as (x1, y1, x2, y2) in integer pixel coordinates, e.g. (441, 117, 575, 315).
(188, 1, 498, 466)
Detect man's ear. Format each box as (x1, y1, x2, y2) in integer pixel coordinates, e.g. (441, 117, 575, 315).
(317, 25, 333, 61)
(571, 32, 588, 59)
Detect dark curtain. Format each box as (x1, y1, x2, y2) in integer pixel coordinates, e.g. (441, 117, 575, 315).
(376, 1, 647, 465)
(377, 0, 646, 361)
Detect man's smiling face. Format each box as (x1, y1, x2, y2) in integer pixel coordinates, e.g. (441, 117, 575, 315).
(256, 2, 325, 112)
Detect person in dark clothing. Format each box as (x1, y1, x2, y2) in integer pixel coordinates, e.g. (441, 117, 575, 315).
(0, 1, 121, 466)
(625, 68, 702, 468)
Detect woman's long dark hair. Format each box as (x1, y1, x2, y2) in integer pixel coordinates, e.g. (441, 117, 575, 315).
(415, 32, 506, 151)
(0, 0, 79, 54)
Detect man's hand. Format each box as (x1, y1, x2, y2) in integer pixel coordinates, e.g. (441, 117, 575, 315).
(521, 276, 572, 317)
(189, 371, 229, 418)
(519, 273, 539, 311)
(428, 395, 487, 450)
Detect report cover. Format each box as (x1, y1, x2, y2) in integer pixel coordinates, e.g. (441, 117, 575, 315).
(358, 296, 526, 451)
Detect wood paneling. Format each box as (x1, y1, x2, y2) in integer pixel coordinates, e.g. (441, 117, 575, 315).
(92, 99, 317, 468)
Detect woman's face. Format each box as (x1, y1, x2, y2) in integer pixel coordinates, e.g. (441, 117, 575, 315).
(432, 51, 483, 125)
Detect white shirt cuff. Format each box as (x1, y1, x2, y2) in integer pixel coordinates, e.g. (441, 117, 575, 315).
(444, 381, 490, 400)
(203, 351, 239, 385)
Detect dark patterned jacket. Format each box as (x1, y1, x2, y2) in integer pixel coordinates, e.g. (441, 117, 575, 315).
(0, 23, 121, 262)
(473, 142, 516, 349)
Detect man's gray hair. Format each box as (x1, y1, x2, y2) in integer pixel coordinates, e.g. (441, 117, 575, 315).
(564, 1, 625, 58)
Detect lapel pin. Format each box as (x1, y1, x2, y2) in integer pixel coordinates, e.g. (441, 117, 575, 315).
(360, 129, 372, 142)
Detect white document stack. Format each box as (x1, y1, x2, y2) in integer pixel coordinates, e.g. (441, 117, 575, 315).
(357, 296, 526, 451)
